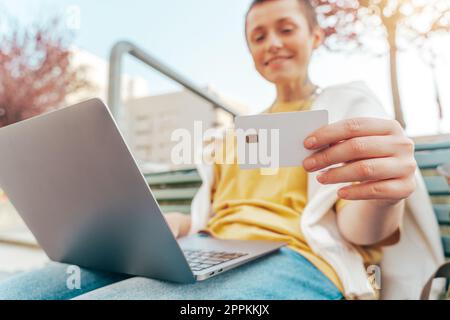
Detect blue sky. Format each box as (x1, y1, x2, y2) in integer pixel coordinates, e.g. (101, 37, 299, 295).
(1, 0, 449, 137)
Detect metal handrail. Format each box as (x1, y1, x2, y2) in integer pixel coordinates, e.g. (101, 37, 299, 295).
(108, 41, 237, 119)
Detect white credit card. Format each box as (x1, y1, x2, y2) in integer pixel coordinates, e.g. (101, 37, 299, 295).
(234, 110, 328, 169)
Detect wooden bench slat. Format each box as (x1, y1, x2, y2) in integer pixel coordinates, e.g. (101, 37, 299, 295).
(442, 236, 450, 257)
(434, 204, 450, 225)
(420, 168, 439, 177)
(153, 188, 199, 201)
(147, 174, 200, 185)
(415, 141, 450, 151)
(146, 172, 202, 186)
(423, 176, 450, 195)
(159, 205, 191, 214)
(415, 149, 450, 169)
(430, 195, 450, 205)
(145, 167, 197, 176)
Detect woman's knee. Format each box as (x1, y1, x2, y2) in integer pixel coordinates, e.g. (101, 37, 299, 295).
(75, 276, 233, 300)
(74, 276, 169, 300)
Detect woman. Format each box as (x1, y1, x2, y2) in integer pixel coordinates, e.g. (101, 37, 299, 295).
(0, 0, 426, 300)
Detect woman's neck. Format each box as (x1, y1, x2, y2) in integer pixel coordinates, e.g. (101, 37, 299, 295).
(274, 77, 317, 104)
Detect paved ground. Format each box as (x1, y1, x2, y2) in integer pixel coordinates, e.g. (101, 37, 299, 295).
(0, 202, 49, 280)
(0, 242, 49, 280)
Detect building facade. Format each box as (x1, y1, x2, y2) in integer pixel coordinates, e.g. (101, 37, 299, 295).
(124, 88, 247, 171)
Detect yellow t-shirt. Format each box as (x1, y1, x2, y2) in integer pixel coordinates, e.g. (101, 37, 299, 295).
(201, 100, 382, 294)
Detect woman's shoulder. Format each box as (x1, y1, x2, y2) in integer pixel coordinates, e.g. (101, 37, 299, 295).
(315, 81, 388, 120)
(320, 81, 377, 99)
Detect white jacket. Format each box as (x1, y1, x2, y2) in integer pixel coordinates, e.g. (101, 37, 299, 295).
(188, 82, 445, 300)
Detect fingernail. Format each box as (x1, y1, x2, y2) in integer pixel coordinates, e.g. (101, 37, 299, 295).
(338, 189, 348, 198)
(317, 174, 327, 184)
(305, 136, 317, 149)
(304, 158, 316, 170)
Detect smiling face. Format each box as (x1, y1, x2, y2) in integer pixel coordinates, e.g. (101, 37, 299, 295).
(245, 0, 323, 85)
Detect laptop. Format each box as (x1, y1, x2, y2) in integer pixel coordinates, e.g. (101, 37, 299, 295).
(0, 98, 286, 283)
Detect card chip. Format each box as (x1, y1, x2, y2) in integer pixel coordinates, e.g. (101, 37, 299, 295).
(246, 134, 258, 144)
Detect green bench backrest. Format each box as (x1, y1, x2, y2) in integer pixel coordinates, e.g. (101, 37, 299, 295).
(144, 168, 202, 215)
(415, 141, 450, 258)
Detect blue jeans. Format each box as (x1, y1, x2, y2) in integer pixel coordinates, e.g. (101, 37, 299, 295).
(0, 247, 343, 300)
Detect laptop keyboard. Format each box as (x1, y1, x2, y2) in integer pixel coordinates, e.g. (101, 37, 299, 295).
(183, 249, 248, 272)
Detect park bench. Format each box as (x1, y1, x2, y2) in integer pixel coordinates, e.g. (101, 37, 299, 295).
(147, 140, 450, 260)
(145, 167, 202, 215)
(1, 140, 449, 284)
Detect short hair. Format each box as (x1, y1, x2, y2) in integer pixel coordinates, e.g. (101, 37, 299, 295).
(246, 0, 319, 32)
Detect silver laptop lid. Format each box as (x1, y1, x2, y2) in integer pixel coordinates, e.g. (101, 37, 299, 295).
(0, 98, 194, 283)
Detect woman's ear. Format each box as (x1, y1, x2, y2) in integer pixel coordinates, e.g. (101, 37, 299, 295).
(312, 27, 325, 49)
